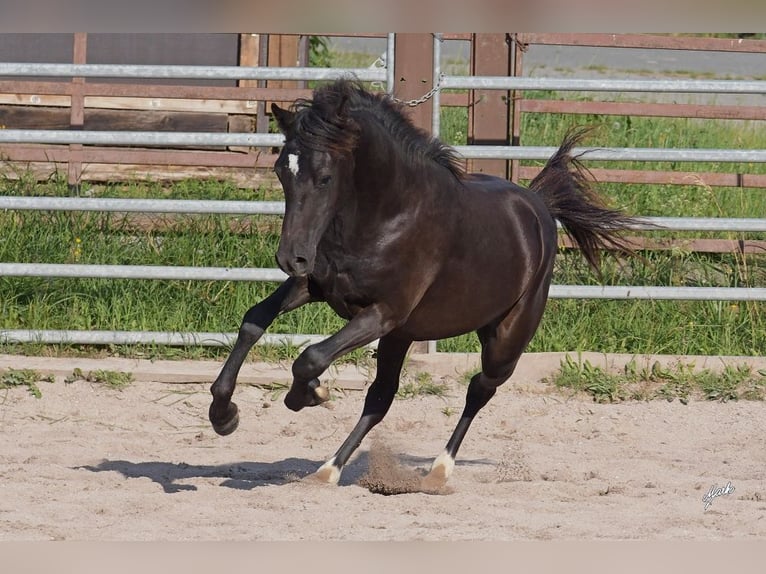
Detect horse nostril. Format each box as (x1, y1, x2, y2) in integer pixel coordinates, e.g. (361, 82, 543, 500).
(292, 256, 309, 275)
(276, 251, 310, 277)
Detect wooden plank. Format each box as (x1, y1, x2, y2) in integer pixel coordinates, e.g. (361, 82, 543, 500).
(520, 99, 766, 121)
(559, 235, 766, 255)
(0, 94, 302, 114)
(0, 144, 277, 168)
(469, 33, 511, 178)
(234, 33, 262, 153)
(0, 83, 313, 113)
(0, 162, 279, 188)
(517, 33, 766, 53)
(84, 96, 258, 114)
(238, 33, 261, 86)
(518, 166, 766, 188)
(0, 106, 229, 132)
(0, 92, 71, 106)
(267, 34, 300, 109)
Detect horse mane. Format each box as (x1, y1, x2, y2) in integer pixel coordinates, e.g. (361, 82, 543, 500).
(287, 78, 464, 179)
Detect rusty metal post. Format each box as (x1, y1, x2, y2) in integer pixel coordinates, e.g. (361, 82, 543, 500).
(393, 33, 434, 134)
(393, 34, 434, 352)
(468, 33, 511, 178)
(510, 33, 526, 184)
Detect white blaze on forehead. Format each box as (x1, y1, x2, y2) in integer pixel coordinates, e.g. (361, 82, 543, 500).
(287, 153, 300, 176)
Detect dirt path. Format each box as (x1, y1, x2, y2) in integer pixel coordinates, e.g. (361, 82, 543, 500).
(1, 352, 765, 541)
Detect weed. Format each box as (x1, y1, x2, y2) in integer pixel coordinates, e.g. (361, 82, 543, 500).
(549, 354, 766, 403)
(0, 368, 53, 398)
(552, 354, 625, 403)
(66, 368, 133, 390)
(396, 372, 449, 399)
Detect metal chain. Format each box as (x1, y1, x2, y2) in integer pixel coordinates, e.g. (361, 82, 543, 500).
(369, 50, 445, 108)
(391, 72, 445, 107)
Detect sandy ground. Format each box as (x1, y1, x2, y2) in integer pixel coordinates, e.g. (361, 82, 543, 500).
(1, 351, 765, 542)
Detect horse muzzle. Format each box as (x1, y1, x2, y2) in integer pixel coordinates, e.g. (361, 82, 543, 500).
(275, 248, 313, 278)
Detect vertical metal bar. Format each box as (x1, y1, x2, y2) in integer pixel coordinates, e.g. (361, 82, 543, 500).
(432, 33, 442, 138)
(427, 33, 442, 354)
(386, 33, 396, 94)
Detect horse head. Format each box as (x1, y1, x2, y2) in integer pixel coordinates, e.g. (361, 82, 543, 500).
(271, 93, 358, 277)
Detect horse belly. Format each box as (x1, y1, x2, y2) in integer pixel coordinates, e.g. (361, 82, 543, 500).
(396, 261, 533, 341)
(398, 216, 556, 340)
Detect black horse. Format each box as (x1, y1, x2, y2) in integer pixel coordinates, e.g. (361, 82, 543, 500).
(209, 79, 636, 489)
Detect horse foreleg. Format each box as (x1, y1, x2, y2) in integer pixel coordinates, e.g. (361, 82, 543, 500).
(283, 303, 399, 412)
(209, 277, 315, 435)
(313, 335, 411, 484)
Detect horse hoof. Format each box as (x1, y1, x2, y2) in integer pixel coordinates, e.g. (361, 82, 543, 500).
(420, 451, 455, 492)
(284, 379, 329, 412)
(420, 470, 448, 492)
(312, 459, 341, 485)
(312, 383, 330, 403)
(210, 402, 240, 436)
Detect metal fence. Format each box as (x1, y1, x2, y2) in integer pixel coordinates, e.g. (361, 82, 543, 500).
(1, 33, 765, 350)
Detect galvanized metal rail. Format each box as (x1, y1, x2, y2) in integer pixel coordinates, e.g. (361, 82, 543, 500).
(1, 33, 765, 349)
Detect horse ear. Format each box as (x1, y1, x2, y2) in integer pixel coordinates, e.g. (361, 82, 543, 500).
(271, 103, 295, 133)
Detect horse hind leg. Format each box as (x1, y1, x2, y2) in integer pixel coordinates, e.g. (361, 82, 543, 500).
(422, 284, 550, 491)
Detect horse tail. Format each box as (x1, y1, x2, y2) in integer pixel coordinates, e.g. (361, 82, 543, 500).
(529, 126, 639, 275)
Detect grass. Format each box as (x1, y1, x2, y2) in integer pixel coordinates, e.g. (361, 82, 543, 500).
(65, 368, 134, 390)
(548, 354, 766, 403)
(0, 368, 53, 398)
(1, 49, 765, 362)
(396, 371, 450, 399)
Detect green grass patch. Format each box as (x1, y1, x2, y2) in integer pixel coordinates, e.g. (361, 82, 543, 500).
(65, 368, 134, 390)
(0, 368, 54, 398)
(396, 371, 450, 399)
(548, 354, 766, 403)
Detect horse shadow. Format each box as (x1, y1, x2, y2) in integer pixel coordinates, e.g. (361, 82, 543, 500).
(77, 452, 377, 493)
(76, 452, 494, 494)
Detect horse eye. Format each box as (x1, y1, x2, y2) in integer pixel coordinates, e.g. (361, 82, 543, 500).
(317, 175, 332, 187)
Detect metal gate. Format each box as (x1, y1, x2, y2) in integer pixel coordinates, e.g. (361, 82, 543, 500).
(1, 33, 765, 350)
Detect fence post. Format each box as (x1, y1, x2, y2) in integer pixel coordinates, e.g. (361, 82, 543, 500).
(509, 33, 526, 184)
(468, 33, 512, 179)
(393, 33, 434, 134)
(393, 33, 435, 352)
